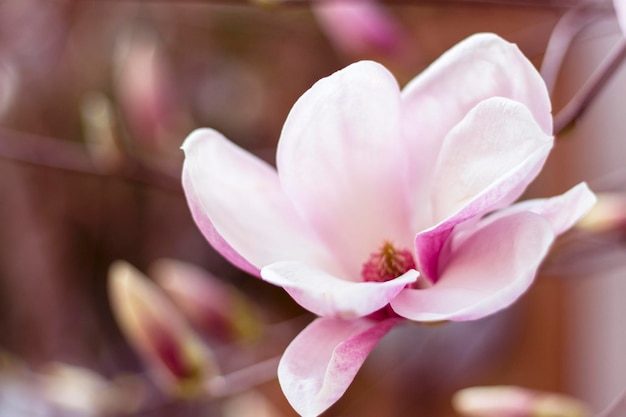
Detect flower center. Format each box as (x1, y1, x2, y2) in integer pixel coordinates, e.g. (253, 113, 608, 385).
(361, 241, 416, 282)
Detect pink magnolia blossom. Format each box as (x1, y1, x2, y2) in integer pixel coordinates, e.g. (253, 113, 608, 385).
(182, 33, 596, 417)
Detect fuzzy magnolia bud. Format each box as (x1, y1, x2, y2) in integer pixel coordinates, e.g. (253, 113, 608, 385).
(150, 258, 264, 344)
(453, 386, 590, 417)
(108, 261, 218, 398)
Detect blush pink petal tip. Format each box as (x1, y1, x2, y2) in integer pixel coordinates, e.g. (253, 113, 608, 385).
(490, 182, 597, 235)
(261, 261, 418, 319)
(392, 211, 554, 322)
(279, 317, 402, 417)
(181, 128, 337, 277)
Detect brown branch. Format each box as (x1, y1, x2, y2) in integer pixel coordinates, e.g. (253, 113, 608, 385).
(0, 128, 182, 194)
(554, 38, 626, 135)
(541, 6, 608, 94)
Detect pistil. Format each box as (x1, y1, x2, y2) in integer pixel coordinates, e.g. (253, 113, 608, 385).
(361, 241, 416, 282)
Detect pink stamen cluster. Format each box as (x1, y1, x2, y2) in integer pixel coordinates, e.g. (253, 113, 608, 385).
(361, 241, 416, 282)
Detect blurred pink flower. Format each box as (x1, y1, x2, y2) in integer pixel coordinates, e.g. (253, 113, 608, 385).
(311, 0, 407, 58)
(452, 386, 590, 417)
(182, 33, 595, 416)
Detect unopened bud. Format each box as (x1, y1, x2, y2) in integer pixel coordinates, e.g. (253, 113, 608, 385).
(453, 386, 590, 417)
(150, 258, 263, 344)
(108, 261, 218, 398)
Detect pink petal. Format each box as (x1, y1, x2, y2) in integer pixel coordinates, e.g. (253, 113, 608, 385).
(261, 261, 418, 319)
(279, 317, 402, 417)
(392, 211, 553, 322)
(400, 33, 551, 223)
(415, 97, 553, 281)
(182, 129, 338, 277)
(277, 61, 413, 277)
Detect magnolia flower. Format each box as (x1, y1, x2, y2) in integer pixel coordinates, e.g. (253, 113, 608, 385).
(182, 33, 596, 416)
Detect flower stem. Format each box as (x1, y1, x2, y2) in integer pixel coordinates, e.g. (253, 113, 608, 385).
(554, 38, 626, 135)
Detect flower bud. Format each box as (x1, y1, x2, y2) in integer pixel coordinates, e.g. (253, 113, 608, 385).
(453, 386, 590, 417)
(108, 260, 218, 398)
(150, 258, 263, 344)
(576, 192, 626, 233)
(312, 0, 407, 59)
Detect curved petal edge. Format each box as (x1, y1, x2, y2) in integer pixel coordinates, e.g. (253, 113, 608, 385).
(261, 261, 418, 319)
(279, 317, 402, 417)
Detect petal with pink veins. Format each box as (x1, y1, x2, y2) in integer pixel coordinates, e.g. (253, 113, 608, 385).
(182, 128, 339, 277)
(392, 211, 553, 322)
(415, 97, 553, 282)
(261, 261, 418, 319)
(277, 61, 413, 278)
(279, 317, 402, 417)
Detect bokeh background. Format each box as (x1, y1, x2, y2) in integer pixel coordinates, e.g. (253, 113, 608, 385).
(0, 0, 625, 416)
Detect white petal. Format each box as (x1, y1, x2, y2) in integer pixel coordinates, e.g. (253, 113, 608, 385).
(262, 261, 418, 319)
(393, 211, 553, 322)
(182, 128, 339, 275)
(277, 61, 413, 277)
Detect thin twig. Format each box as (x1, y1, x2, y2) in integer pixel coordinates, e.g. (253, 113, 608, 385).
(541, 6, 608, 94)
(0, 128, 182, 194)
(554, 38, 626, 135)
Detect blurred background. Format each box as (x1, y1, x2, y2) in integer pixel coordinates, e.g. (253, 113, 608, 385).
(0, 0, 625, 416)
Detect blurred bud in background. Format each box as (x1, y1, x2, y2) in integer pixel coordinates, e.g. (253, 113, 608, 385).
(576, 192, 626, 234)
(108, 260, 218, 398)
(38, 362, 144, 416)
(80, 92, 124, 172)
(311, 0, 409, 60)
(0, 0, 66, 74)
(543, 190, 626, 278)
(222, 389, 286, 417)
(150, 258, 264, 345)
(0, 59, 18, 119)
(113, 28, 191, 156)
(453, 386, 590, 417)
(0, 352, 143, 416)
